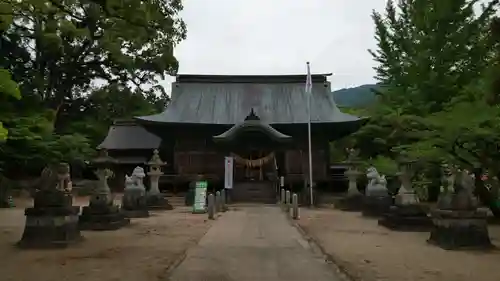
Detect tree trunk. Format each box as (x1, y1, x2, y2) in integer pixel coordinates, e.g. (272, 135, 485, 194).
(473, 168, 500, 218)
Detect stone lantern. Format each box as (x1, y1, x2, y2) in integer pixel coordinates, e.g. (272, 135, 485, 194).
(146, 149, 173, 210)
(394, 157, 419, 205)
(378, 155, 432, 231)
(336, 149, 364, 211)
(79, 149, 130, 230)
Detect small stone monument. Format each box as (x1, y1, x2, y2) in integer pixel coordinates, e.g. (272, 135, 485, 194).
(428, 166, 491, 250)
(336, 149, 363, 211)
(79, 149, 130, 230)
(280, 188, 286, 207)
(291, 193, 299, 220)
(378, 157, 432, 231)
(362, 166, 392, 217)
(18, 163, 83, 248)
(121, 167, 149, 218)
(146, 149, 173, 210)
(221, 189, 228, 212)
(437, 163, 455, 209)
(207, 193, 215, 220)
(285, 190, 291, 212)
(215, 191, 222, 213)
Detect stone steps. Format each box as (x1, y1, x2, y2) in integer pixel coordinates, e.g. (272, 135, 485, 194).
(231, 181, 276, 204)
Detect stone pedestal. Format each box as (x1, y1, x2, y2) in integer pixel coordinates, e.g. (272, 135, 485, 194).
(379, 203, 431, 231)
(428, 209, 491, 250)
(362, 195, 392, 217)
(122, 189, 149, 218)
(18, 189, 83, 248)
(428, 168, 492, 250)
(79, 193, 130, 230)
(378, 190, 432, 231)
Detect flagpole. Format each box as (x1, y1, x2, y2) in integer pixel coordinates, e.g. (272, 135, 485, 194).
(306, 62, 314, 207)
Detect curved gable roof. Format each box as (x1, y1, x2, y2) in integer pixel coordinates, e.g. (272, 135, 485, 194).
(213, 109, 291, 142)
(136, 74, 362, 125)
(97, 120, 161, 150)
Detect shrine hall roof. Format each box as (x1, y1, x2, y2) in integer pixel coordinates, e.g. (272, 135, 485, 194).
(135, 74, 364, 125)
(97, 120, 161, 150)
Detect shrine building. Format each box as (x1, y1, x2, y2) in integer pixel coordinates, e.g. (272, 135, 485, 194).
(98, 74, 366, 203)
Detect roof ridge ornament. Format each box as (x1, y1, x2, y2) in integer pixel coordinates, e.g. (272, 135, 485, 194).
(244, 108, 260, 121)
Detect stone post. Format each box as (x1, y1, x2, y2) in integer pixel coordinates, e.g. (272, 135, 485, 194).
(215, 191, 221, 213)
(208, 193, 215, 220)
(281, 189, 285, 205)
(285, 190, 291, 212)
(291, 193, 299, 220)
(221, 189, 227, 212)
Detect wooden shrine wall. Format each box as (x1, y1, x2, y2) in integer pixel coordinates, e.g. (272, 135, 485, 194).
(173, 133, 225, 178)
(284, 149, 328, 181)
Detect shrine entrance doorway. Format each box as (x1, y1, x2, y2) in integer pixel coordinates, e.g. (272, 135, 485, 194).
(212, 109, 292, 203)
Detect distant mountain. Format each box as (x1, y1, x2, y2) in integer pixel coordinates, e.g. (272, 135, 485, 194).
(332, 84, 379, 107)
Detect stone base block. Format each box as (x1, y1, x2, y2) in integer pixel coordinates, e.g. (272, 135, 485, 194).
(146, 194, 173, 210)
(79, 205, 130, 231)
(378, 205, 432, 231)
(362, 196, 392, 217)
(335, 194, 364, 211)
(18, 206, 83, 249)
(122, 209, 150, 218)
(427, 209, 492, 250)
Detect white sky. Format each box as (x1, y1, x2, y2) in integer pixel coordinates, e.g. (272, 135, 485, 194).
(159, 0, 387, 91)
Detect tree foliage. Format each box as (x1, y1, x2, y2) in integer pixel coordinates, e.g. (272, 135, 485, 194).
(0, 68, 20, 141)
(333, 0, 500, 214)
(0, 0, 182, 178)
(0, 0, 184, 130)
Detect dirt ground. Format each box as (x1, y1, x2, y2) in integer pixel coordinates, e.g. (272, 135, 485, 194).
(297, 208, 500, 281)
(0, 196, 213, 281)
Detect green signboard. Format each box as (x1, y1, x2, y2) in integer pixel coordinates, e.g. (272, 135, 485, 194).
(192, 181, 208, 214)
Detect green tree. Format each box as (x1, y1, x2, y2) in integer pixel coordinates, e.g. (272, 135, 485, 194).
(369, 0, 498, 114)
(0, 0, 185, 130)
(0, 68, 20, 140)
(354, 0, 500, 215)
(66, 84, 169, 147)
